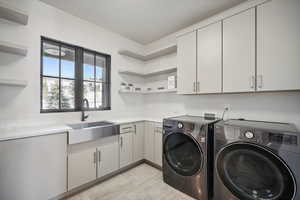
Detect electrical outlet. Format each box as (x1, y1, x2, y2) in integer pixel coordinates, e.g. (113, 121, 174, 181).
(224, 104, 230, 111)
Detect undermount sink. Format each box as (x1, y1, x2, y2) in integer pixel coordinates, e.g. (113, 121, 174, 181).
(67, 121, 120, 145)
(68, 121, 114, 130)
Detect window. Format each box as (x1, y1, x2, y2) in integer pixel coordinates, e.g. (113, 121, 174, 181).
(41, 37, 111, 112)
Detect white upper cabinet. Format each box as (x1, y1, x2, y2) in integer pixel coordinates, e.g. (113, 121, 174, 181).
(223, 8, 256, 93)
(177, 31, 197, 94)
(197, 22, 222, 94)
(257, 0, 300, 91)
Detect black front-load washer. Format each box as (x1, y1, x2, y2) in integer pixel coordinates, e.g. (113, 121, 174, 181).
(213, 119, 300, 200)
(163, 115, 219, 200)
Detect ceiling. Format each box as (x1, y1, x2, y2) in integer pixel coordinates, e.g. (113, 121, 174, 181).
(40, 0, 246, 44)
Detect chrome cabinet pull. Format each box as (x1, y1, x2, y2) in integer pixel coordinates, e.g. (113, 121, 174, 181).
(193, 82, 196, 92)
(258, 75, 263, 89)
(134, 124, 136, 135)
(250, 76, 255, 89)
(93, 152, 97, 164)
(98, 151, 101, 163)
(197, 82, 200, 92)
(120, 136, 123, 148)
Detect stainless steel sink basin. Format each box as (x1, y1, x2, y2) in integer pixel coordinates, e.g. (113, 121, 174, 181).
(68, 121, 120, 145)
(68, 121, 114, 130)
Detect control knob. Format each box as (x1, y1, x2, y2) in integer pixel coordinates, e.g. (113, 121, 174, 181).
(245, 131, 254, 139)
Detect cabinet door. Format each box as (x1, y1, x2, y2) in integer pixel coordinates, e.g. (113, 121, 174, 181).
(177, 31, 197, 94)
(133, 122, 144, 162)
(154, 125, 163, 167)
(68, 148, 97, 190)
(223, 8, 256, 93)
(97, 140, 119, 178)
(119, 132, 133, 168)
(0, 134, 67, 200)
(144, 122, 155, 163)
(197, 22, 222, 94)
(257, 0, 300, 91)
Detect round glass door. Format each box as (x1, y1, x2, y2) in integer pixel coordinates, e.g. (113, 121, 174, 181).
(217, 143, 295, 200)
(164, 132, 203, 176)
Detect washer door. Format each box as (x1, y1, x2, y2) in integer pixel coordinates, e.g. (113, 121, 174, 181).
(164, 132, 203, 176)
(216, 143, 295, 200)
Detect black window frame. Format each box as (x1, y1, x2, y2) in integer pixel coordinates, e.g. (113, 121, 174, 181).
(40, 36, 111, 113)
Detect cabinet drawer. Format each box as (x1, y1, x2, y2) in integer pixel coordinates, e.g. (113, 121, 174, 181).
(120, 124, 135, 134)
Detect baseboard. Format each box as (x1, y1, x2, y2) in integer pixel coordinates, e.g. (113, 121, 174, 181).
(143, 159, 162, 170)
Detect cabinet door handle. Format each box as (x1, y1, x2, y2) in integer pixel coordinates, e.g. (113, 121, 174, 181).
(197, 82, 200, 92)
(193, 82, 196, 92)
(250, 76, 255, 89)
(98, 151, 101, 163)
(93, 151, 97, 164)
(258, 75, 263, 89)
(120, 136, 123, 148)
(134, 124, 136, 135)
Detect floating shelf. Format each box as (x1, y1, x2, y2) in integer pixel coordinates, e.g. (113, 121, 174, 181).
(0, 41, 27, 56)
(144, 88, 177, 94)
(0, 2, 29, 25)
(119, 67, 177, 77)
(119, 44, 177, 61)
(0, 79, 28, 87)
(119, 88, 177, 94)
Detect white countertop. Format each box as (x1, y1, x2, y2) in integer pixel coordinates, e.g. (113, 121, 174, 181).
(0, 117, 164, 142)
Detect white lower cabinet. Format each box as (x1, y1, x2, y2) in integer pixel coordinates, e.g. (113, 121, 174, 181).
(68, 136, 119, 190)
(119, 131, 133, 168)
(154, 124, 163, 167)
(133, 122, 145, 162)
(68, 121, 163, 191)
(97, 141, 119, 178)
(0, 133, 67, 200)
(144, 121, 163, 167)
(68, 148, 97, 190)
(144, 122, 155, 163)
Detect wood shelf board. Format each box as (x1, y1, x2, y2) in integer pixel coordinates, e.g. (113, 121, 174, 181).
(119, 67, 177, 77)
(119, 89, 177, 94)
(0, 2, 29, 25)
(0, 79, 28, 87)
(118, 44, 177, 61)
(0, 41, 27, 56)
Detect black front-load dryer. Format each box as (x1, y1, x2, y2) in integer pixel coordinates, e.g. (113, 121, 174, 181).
(163, 115, 219, 200)
(213, 119, 300, 200)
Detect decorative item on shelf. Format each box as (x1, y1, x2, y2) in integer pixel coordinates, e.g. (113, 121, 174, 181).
(128, 83, 134, 91)
(157, 87, 165, 91)
(134, 87, 142, 92)
(120, 82, 127, 90)
(168, 75, 177, 89)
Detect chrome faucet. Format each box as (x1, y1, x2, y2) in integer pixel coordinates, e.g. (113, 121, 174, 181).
(81, 98, 89, 121)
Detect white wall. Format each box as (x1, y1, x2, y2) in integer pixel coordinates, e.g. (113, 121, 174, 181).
(0, 0, 299, 131)
(0, 0, 145, 128)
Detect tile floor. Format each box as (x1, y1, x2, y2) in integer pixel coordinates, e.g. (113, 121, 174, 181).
(66, 164, 194, 200)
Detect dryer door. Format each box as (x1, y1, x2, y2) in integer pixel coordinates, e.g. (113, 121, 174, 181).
(216, 142, 296, 200)
(164, 132, 203, 176)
